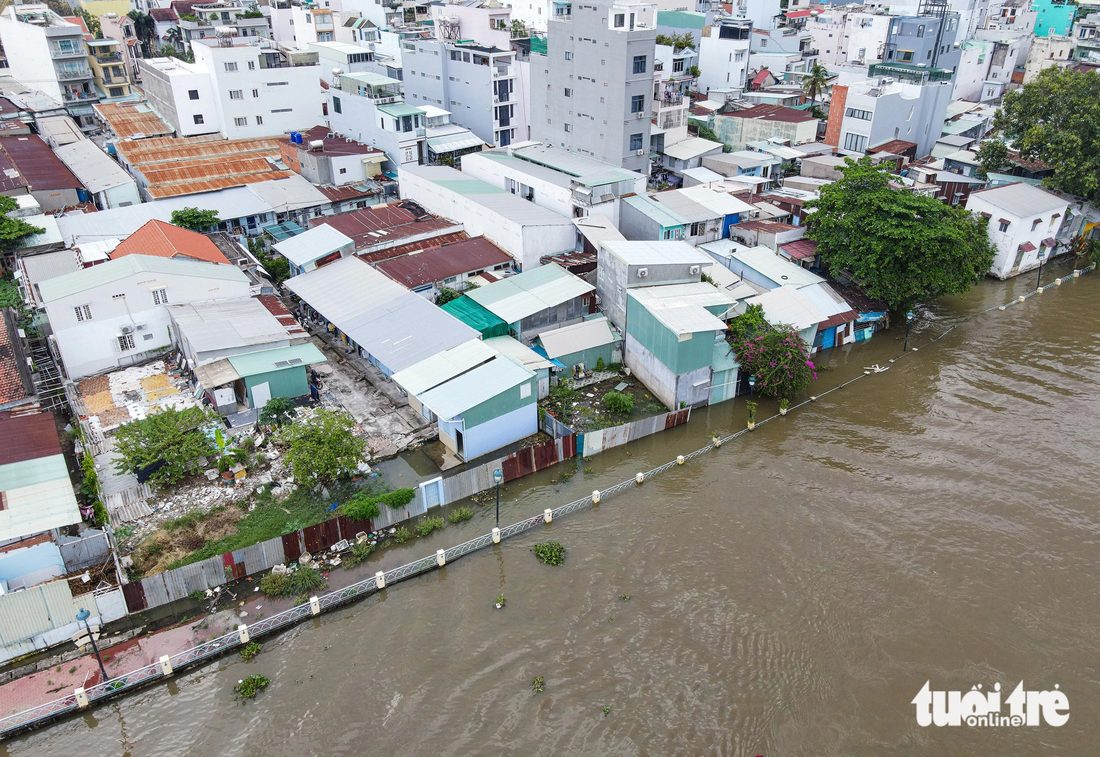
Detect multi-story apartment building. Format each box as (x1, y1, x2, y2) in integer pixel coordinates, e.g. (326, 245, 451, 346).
(0, 4, 97, 113)
(531, 0, 657, 174)
(327, 70, 427, 169)
(87, 38, 134, 101)
(401, 39, 528, 147)
(749, 25, 817, 76)
(140, 36, 321, 139)
(825, 72, 954, 158)
(1031, 0, 1077, 37)
(176, 1, 272, 50)
(431, 0, 518, 49)
(98, 12, 143, 82)
(651, 43, 692, 151)
(1074, 14, 1100, 60)
(269, 1, 379, 49)
(805, 7, 893, 67)
(697, 16, 751, 95)
(883, 11, 962, 72)
(1023, 31, 1075, 81)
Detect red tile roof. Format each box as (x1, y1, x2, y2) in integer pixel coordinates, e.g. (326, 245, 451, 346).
(109, 220, 231, 264)
(752, 69, 774, 86)
(869, 139, 918, 156)
(0, 311, 30, 407)
(311, 202, 455, 250)
(149, 7, 178, 21)
(0, 411, 61, 466)
(780, 238, 818, 260)
(786, 8, 813, 17)
(374, 236, 513, 289)
(0, 135, 82, 191)
(717, 103, 816, 123)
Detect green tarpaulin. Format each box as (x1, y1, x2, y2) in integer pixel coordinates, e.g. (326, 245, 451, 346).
(441, 296, 510, 339)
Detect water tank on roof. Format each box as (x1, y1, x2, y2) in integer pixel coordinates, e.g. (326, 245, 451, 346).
(290, 131, 303, 144)
(309, 140, 325, 151)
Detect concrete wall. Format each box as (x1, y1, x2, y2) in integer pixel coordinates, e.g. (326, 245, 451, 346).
(462, 402, 538, 461)
(712, 113, 817, 151)
(698, 23, 751, 94)
(623, 333, 711, 409)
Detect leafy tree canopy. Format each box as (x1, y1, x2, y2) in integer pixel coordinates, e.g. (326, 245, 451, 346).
(113, 406, 218, 487)
(170, 207, 220, 231)
(436, 287, 462, 305)
(730, 325, 817, 402)
(805, 157, 996, 310)
(994, 68, 1100, 201)
(975, 139, 1011, 175)
(258, 396, 296, 428)
(274, 408, 366, 488)
(0, 196, 45, 252)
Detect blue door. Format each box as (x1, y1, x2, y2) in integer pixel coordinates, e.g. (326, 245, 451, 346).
(821, 326, 835, 350)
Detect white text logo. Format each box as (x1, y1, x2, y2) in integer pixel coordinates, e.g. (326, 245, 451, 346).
(912, 681, 1069, 727)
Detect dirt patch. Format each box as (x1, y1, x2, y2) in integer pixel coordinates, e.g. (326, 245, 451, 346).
(135, 507, 244, 576)
(542, 377, 668, 433)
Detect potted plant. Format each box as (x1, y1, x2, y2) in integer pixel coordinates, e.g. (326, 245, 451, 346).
(779, 398, 790, 416)
(746, 400, 757, 431)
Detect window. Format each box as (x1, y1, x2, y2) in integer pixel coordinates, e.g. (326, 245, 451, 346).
(898, 50, 914, 62)
(917, 24, 925, 37)
(565, 51, 572, 60)
(234, 117, 248, 127)
(564, 123, 571, 132)
(332, 96, 341, 113)
(760, 38, 767, 47)
(632, 55, 646, 74)
(266, 82, 289, 86)
(843, 132, 867, 152)
(74, 305, 92, 322)
(224, 62, 238, 72)
(188, 89, 199, 100)
(229, 89, 243, 100)
(844, 107, 872, 121)
(565, 88, 572, 97)
(252, 89, 260, 98)
(339, 167, 347, 174)
(1032, 218, 1042, 231)
(673, 58, 684, 73)
(630, 94, 645, 113)
(247, 61, 255, 70)
(614, 13, 624, 27)
(152, 288, 168, 305)
(998, 220, 1010, 233)
(109, 87, 124, 97)
(118, 334, 135, 352)
(519, 382, 531, 399)
(629, 132, 643, 150)
(271, 108, 292, 113)
(256, 115, 263, 125)
(690, 221, 705, 236)
(193, 114, 205, 125)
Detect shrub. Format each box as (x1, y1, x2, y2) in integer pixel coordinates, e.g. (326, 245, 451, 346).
(731, 325, 817, 401)
(238, 642, 263, 661)
(274, 408, 366, 488)
(391, 526, 411, 544)
(532, 541, 566, 566)
(602, 391, 634, 416)
(595, 357, 606, 371)
(290, 566, 326, 594)
(449, 506, 474, 524)
(342, 541, 374, 569)
(170, 207, 219, 231)
(258, 397, 296, 428)
(436, 287, 461, 305)
(415, 516, 445, 537)
(112, 406, 218, 488)
(234, 674, 269, 700)
(342, 487, 415, 520)
(259, 572, 291, 596)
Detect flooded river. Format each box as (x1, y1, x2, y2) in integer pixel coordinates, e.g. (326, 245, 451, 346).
(6, 268, 1100, 756)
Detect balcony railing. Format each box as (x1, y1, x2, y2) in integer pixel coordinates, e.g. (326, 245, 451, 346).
(801, 48, 820, 56)
(57, 68, 93, 80)
(655, 93, 685, 107)
(51, 46, 85, 59)
(62, 91, 98, 102)
(95, 52, 123, 63)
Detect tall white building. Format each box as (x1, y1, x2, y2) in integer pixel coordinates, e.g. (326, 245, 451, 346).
(327, 71, 426, 169)
(826, 75, 953, 158)
(139, 36, 322, 140)
(0, 4, 97, 113)
(697, 16, 752, 95)
(402, 39, 528, 147)
(530, 0, 657, 174)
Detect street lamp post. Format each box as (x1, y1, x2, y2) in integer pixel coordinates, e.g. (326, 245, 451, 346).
(1036, 248, 1046, 290)
(904, 310, 915, 352)
(493, 468, 503, 528)
(76, 608, 109, 684)
(748, 374, 756, 401)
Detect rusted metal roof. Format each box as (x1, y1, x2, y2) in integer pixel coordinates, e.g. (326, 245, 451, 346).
(358, 231, 469, 263)
(117, 137, 282, 167)
(145, 172, 294, 199)
(0, 411, 61, 466)
(0, 310, 31, 406)
(0, 135, 82, 191)
(93, 102, 174, 140)
(311, 202, 455, 250)
(375, 236, 512, 288)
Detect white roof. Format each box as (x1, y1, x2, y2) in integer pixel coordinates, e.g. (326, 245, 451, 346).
(246, 174, 330, 212)
(968, 182, 1068, 218)
(0, 453, 81, 542)
(702, 263, 763, 299)
(284, 256, 478, 373)
(796, 282, 852, 319)
(681, 166, 725, 184)
(273, 224, 353, 267)
(573, 215, 626, 247)
(536, 316, 618, 360)
(417, 355, 534, 420)
(168, 297, 289, 359)
(726, 245, 823, 288)
(663, 137, 725, 161)
(39, 254, 249, 302)
(599, 240, 714, 266)
(465, 262, 594, 324)
(629, 281, 739, 310)
(629, 283, 735, 335)
(418, 104, 452, 119)
(485, 335, 556, 371)
(18, 214, 62, 248)
(675, 186, 756, 215)
(747, 286, 828, 332)
(389, 339, 496, 396)
(53, 140, 135, 193)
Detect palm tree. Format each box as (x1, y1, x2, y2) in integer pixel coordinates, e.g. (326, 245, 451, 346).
(166, 26, 184, 52)
(802, 63, 831, 108)
(127, 11, 157, 57)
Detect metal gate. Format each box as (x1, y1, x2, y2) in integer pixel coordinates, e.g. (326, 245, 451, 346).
(419, 477, 443, 510)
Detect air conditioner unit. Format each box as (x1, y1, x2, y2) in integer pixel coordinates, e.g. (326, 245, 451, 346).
(119, 325, 134, 334)
(635, 149, 645, 156)
(689, 265, 701, 275)
(135, 323, 147, 331)
(637, 267, 649, 278)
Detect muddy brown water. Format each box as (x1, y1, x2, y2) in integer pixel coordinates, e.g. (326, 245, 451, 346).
(6, 268, 1100, 756)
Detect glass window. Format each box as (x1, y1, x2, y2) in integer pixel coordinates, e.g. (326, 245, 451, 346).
(118, 334, 135, 352)
(193, 114, 205, 125)
(152, 288, 168, 305)
(229, 90, 243, 100)
(632, 55, 646, 74)
(629, 133, 643, 150)
(843, 132, 867, 152)
(74, 305, 92, 322)
(188, 89, 199, 100)
(224, 62, 238, 72)
(998, 220, 1010, 232)
(614, 13, 624, 27)
(630, 94, 644, 113)
(332, 96, 341, 113)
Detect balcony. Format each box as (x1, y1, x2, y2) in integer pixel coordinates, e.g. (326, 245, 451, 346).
(51, 46, 86, 59)
(57, 68, 94, 81)
(654, 93, 685, 108)
(95, 52, 123, 63)
(62, 91, 98, 102)
(801, 48, 820, 57)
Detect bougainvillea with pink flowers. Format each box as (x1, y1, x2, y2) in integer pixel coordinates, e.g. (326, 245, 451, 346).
(729, 319, 817, 401)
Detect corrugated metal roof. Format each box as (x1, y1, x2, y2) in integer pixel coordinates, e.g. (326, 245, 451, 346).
(535, 316, 618, 360)
(169, 297, 290, 357)
(227, 342, 328, 377)
(94, 101, 174, 139)
(485, 335, 555, 371)
(311, 202, 455, 250)
(0, 412, 62, 466)
(681, 166, 725, 184)
(194, 358, 239, 388)
(38, 254, 249, 302)
(713, 245, 823, 288)
(418, 355, 533, 420)
(662, 137, 725, 161)
(0, 455, 80, 541)
(465, 263, 594, 323)
(600, 240, 713, 266)
(374, 236, 512, 288)
(628, 292, 728, 335)
(284, 256, 478, 373)
(440, 295, 509, 338)
(630, 281, 739, 311)
(622, 194, 689, 228)
(274, 224, 353, 267)
(389, 338, 496, 396)
(747, 286, 828, 331)
(509, 143, 643, 187)
(0, 135, 82, 190)
(54, 140, 135, 193)
(968, 182, 1066, 218)
(19, 250, 80, 289)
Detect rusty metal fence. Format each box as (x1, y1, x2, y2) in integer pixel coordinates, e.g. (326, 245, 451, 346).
(3, 266, 1092, 740)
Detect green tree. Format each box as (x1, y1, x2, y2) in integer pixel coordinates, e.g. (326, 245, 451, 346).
(258, 396, 296, 428)
(76, 8, 102, 38)
(804, 157, 996, 310)
(127, 11, 157, 57)
(802, 63, 830, 108)
(994, 67, 1100, 201)
(730, 325, 817, 401)
(274, 408, 366, 488)
(436, 287, 462, 305)
(975, 139, 1011, 176)
(170, 207, 220, 231)
(263, 256, 290, 282)
(0, 196, 45, 252)
(113, 406, 218, 487)
(601, 391, 634, 416)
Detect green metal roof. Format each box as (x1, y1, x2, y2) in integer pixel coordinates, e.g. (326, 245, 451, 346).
(441, 296, 510, 339)
(227, 343, 328, 377)
(433, 178, 506, 195)
(378, 102, 425, 118)
(622, 194, 689, 230)
(656, 10, 706, 29)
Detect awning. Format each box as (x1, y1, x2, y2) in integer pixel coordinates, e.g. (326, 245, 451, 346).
(427, 133, 486, 153)
(1018, 242, 1037, 253)
(194, 359, 240, 389)
(1041, 237, 1057, 247)
(362, 153, 387, 164)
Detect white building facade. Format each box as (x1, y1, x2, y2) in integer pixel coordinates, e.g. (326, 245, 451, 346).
(966, 184, 1070, 280)
(697, 17, 752, 97)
